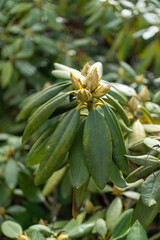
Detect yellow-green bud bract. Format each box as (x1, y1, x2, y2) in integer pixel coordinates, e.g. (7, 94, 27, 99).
(76, 89, 92, 102)
(84, 67, 99, 92)
(92, 84, 112, 98)
(81, 62, 90, 76)
(128, 95, 139, 113)
(70, 72, 84, 90)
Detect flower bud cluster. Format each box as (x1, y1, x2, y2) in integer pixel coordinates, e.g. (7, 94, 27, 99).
(70, 62, 111, 103)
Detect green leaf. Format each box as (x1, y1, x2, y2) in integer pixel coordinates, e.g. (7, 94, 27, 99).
(106, 197, 123, 231)
(145, 102, 160, 114)
(85, 8, 104, 25)
(125, 154, 159, 167)
(111, 209, 133, 238)
(7, 205, 26, 215)
(22, 93, 67, 142)
(42, 166, 66, 196)
(120, 0, 135, 9)
(105, 94, 130, 126)
(29, 225, 54, 235)
(19, 172, 45, 203)
(51, 70, 70, 79)
(141, 170, 160, 207)
(104, 104, 129, 174)
(0, 181, 12, 207)
(123, 191, 140, 201)
(68, 222, 95, 238)
(95, 219, 107, 237)
(110, 161, 127, 188)
(104, 19, 123, 30)
(153, 91, 160, 104)
(72, 181, 89, 219)
(132, 197, 160, 228)
(5, 159, 18, 189)
(120, 61, 136, 79)
(15, 60, 36, 77)
(69, 122, 90, 188)
(1, 61, 13, 88)
(18, 82, 71, 121)
(35, 109, 80, 185)
(111, 83, 136, 97)
(31, 230, 45, 240)
(26, 127, 56, 167)
(1, 221, 22, 238)
(10, 3, 32, 14)
(83, 109, 112, 189)
(126, 221, 148, 240)
(63, 212, 86, 232)
(143, 138, 160, 152)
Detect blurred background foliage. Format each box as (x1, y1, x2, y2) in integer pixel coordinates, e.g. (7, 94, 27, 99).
(1, 0, 160, 239)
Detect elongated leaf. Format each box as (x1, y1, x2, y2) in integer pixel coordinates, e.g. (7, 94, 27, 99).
(35, 109, 80, 185)
(132, 197, 160, 228)
(72, 181, 89, 219)
(7, 205, 26, 215)
(126, 154, 159, 167)
(1, 61, 13, 88)
(26, 127, 55, 167)
(105, 94, 130, 126)
(111, 209, 133, 238)
(104, 104, 129, 174)
(126, 221, 148, 240)
(143, 124, 160, 133)
(22, 93, 67, 142)
(18, 82, 71, 120)
(42, 167, 66, 196)
(123, 191, 140, 201)
(110, 161, 127, 188)
(51, 70, 70, 79)
(68, 222, 95, 238)
(106, 197, 123, 231)
(153, 91, 160, 104)
(83, 109, 112, 189)
(111, 83, 136, 97)
(69, 122, 90, 188)
(126, 165, 157, 183)
(5, 159, 18, 189)
(141, 170, 160, 207)
(144, 138, 160, 152)
(10, 2, 32, 14)
(120, 61, 136, 79)
(29, 225, 53, 235)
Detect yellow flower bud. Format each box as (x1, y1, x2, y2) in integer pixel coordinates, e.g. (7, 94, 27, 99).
(139, 86, 150, 102)
(76, 89, 92, 102)
(57, 234, 69, 240)
(118, 67, 125, 77)
(70, 72, 83, 90)
(128, 95, 139, 113)
(81, 62, 90, 76)
(92, 84, 111, 98)
(17, 234, 30, 240)
(0, 207, 6, 216)
(85, 199, 95, 214)
(84, 67, 99, 91)
(136, 74, 144, 84)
